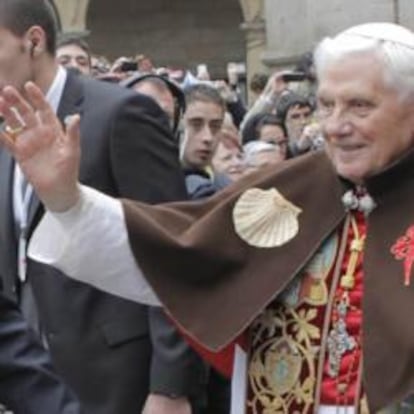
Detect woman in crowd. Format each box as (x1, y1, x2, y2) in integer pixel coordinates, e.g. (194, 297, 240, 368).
(211, 128, 245, 182)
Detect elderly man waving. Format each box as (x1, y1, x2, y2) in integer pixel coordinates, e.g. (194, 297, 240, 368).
(2, 22, 414, 414)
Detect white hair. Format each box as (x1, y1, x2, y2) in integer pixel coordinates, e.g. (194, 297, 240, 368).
(243, 141, 277, 164)
(314, 22, 414, 101)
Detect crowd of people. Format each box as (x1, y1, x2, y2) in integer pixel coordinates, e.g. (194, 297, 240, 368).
(55, 33, 323, 187)
(2, 1, 414, 414)
(51, 28, 323, 414)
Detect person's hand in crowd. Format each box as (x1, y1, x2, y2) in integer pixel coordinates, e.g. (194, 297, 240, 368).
(297, 121, 324, 151)
(227, 62, 239, 87)
(142, 394, 192, 414)
(260, 70, 291, 102)
(109, 56, 129, 73)
(214, 80, 238, 103)
(109, 56, 136, 80)
(0, 82, 81, 212)
(196, 63, 210, 81)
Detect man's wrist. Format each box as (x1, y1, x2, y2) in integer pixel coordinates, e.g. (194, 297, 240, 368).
(44, 183, 81, 213)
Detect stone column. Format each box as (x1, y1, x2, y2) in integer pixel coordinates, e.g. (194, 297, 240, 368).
(262, 0, 399, 71)
(399, 0, 414, 28)
(53, 0, 90, 35)
(239, 0, 267, 103)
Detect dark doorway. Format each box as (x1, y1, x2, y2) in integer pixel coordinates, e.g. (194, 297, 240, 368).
(86, 0, 245, 77)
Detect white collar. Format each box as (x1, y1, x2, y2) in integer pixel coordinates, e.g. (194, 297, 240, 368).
(45, 65, 67, 112)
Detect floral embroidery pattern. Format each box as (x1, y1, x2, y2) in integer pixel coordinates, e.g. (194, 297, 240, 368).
(248, 305, 319, 414)
(391, 226, 414, 286)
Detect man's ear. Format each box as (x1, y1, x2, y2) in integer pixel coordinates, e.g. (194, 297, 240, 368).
(24, 26, 47, 57)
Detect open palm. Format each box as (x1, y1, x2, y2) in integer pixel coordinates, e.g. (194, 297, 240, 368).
(0, 82, 81, 212)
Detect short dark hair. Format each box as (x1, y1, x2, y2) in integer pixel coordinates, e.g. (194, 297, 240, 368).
(255, 113, 287, 138)
(249, 72, 269, 95)
(121, 73, 186, 135)
(0, 0, 58, 55)
(124, 75, 170, 93)
(184, 84, 226, 112)
(276, 92, 313, 123)
(57, 35, 90, 59)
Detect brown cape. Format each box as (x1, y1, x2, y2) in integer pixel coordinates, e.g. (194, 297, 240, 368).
(122, 150, 414, 411)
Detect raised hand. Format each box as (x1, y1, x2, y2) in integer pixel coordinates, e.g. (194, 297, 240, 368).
(0, 82, 81, 212)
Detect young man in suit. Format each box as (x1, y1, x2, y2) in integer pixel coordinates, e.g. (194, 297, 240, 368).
(0, 1, 204, 413)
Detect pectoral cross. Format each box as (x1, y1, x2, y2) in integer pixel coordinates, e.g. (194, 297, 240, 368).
(326, 295, 357, 378)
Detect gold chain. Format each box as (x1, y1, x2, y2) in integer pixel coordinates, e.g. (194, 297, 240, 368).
(340, 215, 366, 290)
(334, 213, 366, 412)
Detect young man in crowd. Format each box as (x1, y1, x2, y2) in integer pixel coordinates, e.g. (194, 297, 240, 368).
(276, 92, 314, 156)
(180, 84, 230, 197)
(56, 36, 92, 76)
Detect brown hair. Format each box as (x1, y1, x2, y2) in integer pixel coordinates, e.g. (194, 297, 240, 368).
(218, 129, 242, 152)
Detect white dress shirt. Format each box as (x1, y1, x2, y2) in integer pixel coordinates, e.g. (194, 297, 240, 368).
(28, 185, 160, 306)
(14, 66, 68, 282)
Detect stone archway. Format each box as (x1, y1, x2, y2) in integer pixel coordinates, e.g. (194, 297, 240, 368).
(53, 0, 267, 103)
(53, 0, 260, 79)
(53, 0, 90, 35)
(53, 0, 264, 48)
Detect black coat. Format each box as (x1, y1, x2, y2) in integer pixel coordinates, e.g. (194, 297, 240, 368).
(0, 290, 81, 414)
(0, 70, 205, 414)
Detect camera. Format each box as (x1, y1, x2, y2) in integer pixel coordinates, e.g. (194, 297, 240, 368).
(281, 71, 307, 82)
(120, 61, 138, 72)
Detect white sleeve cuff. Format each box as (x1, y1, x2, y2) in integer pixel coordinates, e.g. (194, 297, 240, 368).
(28, 185, 161, 306)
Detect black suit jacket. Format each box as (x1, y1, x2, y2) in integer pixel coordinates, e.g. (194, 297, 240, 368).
(0, 70, 205, 414)
(0, 291, 81, 414)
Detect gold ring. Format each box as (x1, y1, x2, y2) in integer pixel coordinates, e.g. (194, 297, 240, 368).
(3, 124, 25, 142)
(5, 124, 25, 135)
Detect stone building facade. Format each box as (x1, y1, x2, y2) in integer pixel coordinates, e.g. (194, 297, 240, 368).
(51, 0, 265, 80)
(51, 0, 413, 85)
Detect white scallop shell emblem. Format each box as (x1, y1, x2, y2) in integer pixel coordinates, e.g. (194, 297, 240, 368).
(232, 188, 302, 248)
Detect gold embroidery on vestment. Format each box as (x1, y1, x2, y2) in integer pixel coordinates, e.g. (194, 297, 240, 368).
(246, 235, 339, 414)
